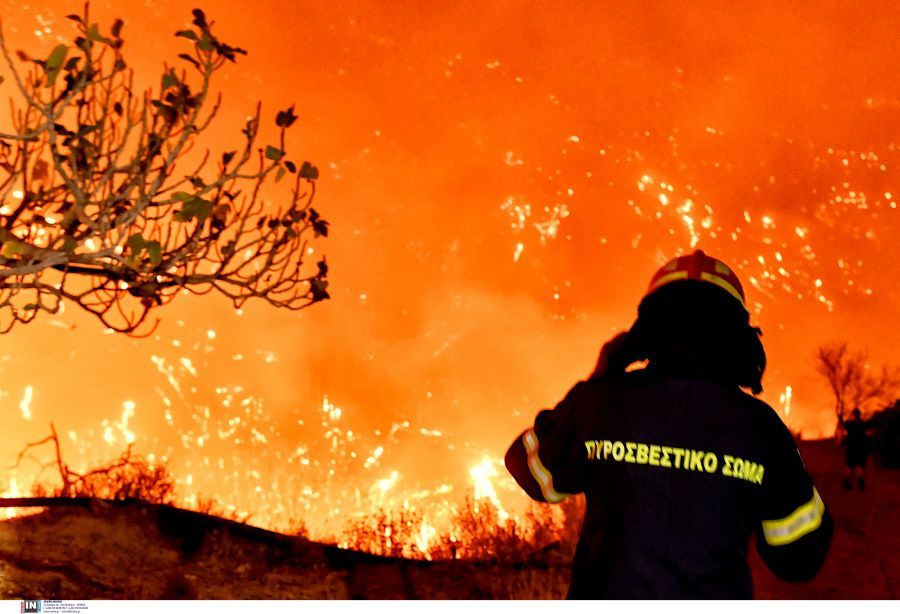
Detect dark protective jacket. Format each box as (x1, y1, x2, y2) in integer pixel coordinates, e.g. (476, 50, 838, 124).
(843, 417, 871, 466)
(505, 366, 833, 599)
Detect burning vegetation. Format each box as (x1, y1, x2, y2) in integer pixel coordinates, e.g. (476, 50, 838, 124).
(7, 418, 586, 562)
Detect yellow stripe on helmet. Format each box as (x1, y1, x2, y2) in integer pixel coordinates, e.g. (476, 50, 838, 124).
(714, 261, 733, 276)
(647, 270, 688, 294)
(699, 272, 746, 308)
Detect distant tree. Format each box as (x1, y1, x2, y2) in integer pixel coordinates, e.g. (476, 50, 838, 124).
(0, 6, 329, 335)
(815, 342, 900, 426)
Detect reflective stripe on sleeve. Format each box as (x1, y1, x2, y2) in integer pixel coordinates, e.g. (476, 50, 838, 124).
(762, 487, 825, 546)
(522, 429, 570, 503)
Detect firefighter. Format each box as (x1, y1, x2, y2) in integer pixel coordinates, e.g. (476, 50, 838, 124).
(505, 250, 833, 599)
(842, 409, 871, 490)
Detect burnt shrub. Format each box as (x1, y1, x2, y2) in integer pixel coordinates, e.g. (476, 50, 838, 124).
(869, 401, 900, 468)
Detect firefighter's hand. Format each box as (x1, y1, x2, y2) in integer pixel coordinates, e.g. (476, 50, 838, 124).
(589, 332, 630, 380)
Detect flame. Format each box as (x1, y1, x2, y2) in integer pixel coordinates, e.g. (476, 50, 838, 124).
(375, 470, 400, 497)
(120, 401, 136, 444)
(470, 458, 508, 520)
(780, 386, 793, 417)
(1, 478, 22, 519)
(19, 386, 33, 421)
(0, 478, 41, 520)
(415, 520, 437, 559)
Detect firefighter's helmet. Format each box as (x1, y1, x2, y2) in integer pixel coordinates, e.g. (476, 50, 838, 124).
(646, 250, 746, 309)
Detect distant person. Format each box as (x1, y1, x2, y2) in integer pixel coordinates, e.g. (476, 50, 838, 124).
(842, 409, 871, 490)
(505, 250, 833, 599)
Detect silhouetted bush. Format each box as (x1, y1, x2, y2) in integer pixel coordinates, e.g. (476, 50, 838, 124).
(32, 456, 176, 505)
(869, 401, 900, 468)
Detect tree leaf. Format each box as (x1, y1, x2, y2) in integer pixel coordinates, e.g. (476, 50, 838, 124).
(175, 29, 198, 41)
(275, 167, 286, 183)
(162, 70, 178, 89)
(191, 8, 209, 30)
(111, 18, 124, 39)
(312, 218, 329, 238)
(2, 240, 24, 256)
(310, 278, 330, 302)
(145, 241, 163, 266)
(275, 105, 298, 128)
(216, 43, 247, 63)
(125, 233, 163, 266)
(265, 145, 284, 162)
(127, 232, 146, 253)
(178, 53, 200, 69)
(198, 33, 214, 52)
(46, 45, 68, 68)
(299, 161, 319, 180)
(174, 196, 213, 223)
(74, 123, 99, 138)
(45, 44, 68, 87)
(23, 303, 39, 311)
(86, 23, 110, 43)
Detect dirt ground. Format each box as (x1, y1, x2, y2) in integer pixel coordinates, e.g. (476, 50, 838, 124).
(0, 439, 896, 599)
(0, 501, 568, 599)
(750, 440, 900, 599)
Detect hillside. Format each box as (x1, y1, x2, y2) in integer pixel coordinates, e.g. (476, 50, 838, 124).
(1, 440, 897, 599)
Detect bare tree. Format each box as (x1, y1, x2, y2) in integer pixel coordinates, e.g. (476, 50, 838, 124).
(815, 341, 900, 425)
(0, 6, 329, 336)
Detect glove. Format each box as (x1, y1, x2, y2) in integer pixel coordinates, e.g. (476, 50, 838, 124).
(589, 332, 631, 380)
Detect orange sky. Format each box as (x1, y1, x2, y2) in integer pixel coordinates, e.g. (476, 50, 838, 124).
(1, 0, 898, 530)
